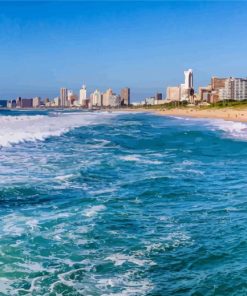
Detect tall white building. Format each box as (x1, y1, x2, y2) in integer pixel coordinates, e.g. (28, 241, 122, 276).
(90, 89, 102, 106)
(79, 84, 87, 106)
(180, 69, 193, 101)
(32, 97, 41, 108)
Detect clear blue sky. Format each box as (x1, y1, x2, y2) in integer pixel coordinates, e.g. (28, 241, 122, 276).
(0, 1, 247, 101)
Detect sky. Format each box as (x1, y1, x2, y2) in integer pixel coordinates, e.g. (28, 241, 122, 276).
(0, 1, 247, 101)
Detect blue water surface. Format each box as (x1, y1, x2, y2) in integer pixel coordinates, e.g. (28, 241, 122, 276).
(0, 110, 247, 296)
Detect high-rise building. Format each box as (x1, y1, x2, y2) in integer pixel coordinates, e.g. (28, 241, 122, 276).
(109, 94, 121, 107)
(79, 84, 87, 107)
(180, 69, 193, 101)
(155, 93, 162, 100)
(21, 98, 33, 108)
(33, 97, 41, 108)
(211, 77, 227, 90)
(53, 97, 60, 106)
(60, 88, 68, 107)
(120, 87, 130, 106)
(90, 89, 102, 106)
(102, 88, 113, 107)
(166, 87, 181, 101)
(219, 78, 247, 101)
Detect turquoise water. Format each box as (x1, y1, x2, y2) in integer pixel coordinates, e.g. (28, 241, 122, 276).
(1, 110, 247, 295)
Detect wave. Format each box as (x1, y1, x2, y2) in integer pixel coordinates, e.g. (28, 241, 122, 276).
(0, 112, 116, 147)
(171, 115, 247, 141)
(206, 119, 247, 140)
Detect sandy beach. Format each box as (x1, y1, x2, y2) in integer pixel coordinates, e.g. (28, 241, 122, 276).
(152, 107, 247, 122)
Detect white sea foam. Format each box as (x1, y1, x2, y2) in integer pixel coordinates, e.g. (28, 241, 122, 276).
(206, 119, 247, 140)
(99, 274, 153, 296)
(105, 253, 154, 266)
(0, 112, 116, 147)
(83, 205, 106, 218)
(119, 155, 162, 164)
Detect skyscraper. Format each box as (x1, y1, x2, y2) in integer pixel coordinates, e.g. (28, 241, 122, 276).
(79, 84, 87, 107)
(120, 87, 130, 106)
(90, 89, 102, 106)
(180, 69, 193, 101)
(60, 88, 68, 107)
(102, 88, 113, 107)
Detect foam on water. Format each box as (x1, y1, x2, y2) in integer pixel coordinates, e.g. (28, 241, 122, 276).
(0, 112, 116, 147)
(171, 115, 247, 141)
(1, 111, 247, 295)
(105, 253, 155, 267)
(119, 155, 162, 164)
(83, 205, 106, 218)
(206, 119, 247, 140)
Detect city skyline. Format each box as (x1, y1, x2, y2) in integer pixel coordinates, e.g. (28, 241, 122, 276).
(1, 1, 247, 100)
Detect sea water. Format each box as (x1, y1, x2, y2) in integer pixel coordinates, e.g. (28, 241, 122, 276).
(0, 110, 247, 295)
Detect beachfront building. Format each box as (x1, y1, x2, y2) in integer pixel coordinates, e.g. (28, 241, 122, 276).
(79, 84, 87, 107)
(67, 90, 78, 106)
(120, 87, 130, 106)
(90, 89, 102, 107)
(7, 99, 16, 108)
(32, 97, 41, 108)
(155, 93, 162, 100)
(198, 77, 227, 103)
(211, 77, 227, 90)
(180, 69, 194, 101)
(60, 88, 68, 107)
(219, 78, 247, 101)
(166, 69, 194, 102)
(102, 89, 113, 107)
(109, 94, 121, 107)
(166, 86, 181, 101)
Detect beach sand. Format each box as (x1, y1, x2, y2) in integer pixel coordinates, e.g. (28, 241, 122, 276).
(153, 108, 247, 122)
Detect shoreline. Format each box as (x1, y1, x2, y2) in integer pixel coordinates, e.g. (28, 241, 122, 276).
(154, 108, 247, 123)
(119, 107, 247, 123)
(4, 106, 247, 123)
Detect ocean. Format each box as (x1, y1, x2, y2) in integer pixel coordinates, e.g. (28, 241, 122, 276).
(1, 109, 247, 295)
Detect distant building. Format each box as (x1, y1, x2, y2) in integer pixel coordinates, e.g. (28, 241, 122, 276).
(60, 88, 68, 107)
(53, 97, 60, 106)
(90, 89, 102, 107)
(120, 87, 130, 106)
(166, 86, 180, 101)
(155, 93, 162, 100)
(67, 90, 78, 106)
(79, 84, 87, 107)
(33, 97, 41, 108)
(109, 94, 121, 107)
(180, 69, 193, 101)
(7, 99, 16, 108)
(102, 89, 113, 107)
(198, 85, 212, 102)
(211, 77, 227, 91)
(16, 97, 21, 108)
(219, 78, 247, 101)
(21, 98, 33, 108)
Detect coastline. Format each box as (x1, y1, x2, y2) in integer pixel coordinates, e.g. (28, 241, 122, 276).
(119, 107, 247, 123)
(154, 108, 247, 123)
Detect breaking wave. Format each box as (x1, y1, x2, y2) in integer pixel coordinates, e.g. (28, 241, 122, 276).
(0, 112, 116, 147)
